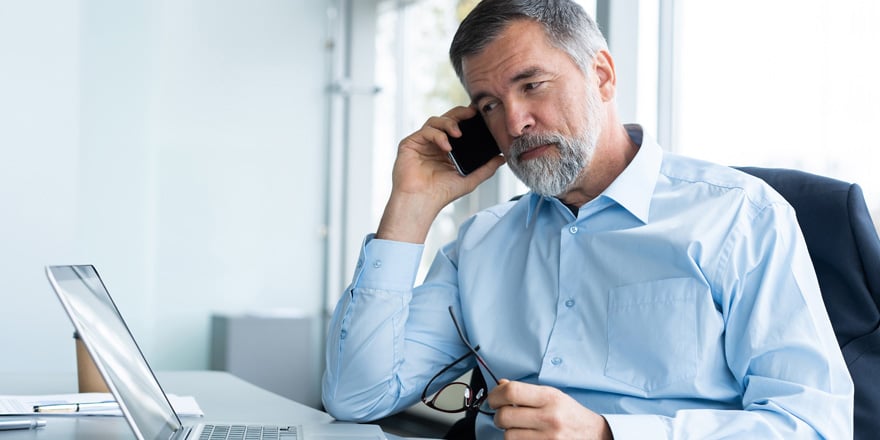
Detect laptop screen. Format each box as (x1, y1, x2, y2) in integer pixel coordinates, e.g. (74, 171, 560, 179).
(46, 265, 181, 440)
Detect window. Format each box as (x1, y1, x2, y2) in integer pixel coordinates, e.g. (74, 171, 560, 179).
(671, 0, 880, 229)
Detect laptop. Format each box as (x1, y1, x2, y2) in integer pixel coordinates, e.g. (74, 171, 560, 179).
(45, 265, 386, 440)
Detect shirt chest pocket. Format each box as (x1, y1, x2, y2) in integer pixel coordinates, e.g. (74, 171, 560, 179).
(604, 278, 701, 393)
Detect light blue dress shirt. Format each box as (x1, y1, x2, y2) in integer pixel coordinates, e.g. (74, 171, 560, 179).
(322, 127, 854, 439)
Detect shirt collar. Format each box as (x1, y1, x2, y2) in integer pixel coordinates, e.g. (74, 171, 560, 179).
(600, 124, 661, 224)
(524, 124, 662, 225)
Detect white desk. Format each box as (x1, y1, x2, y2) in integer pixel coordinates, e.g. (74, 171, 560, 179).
(0, 371, 392, 439)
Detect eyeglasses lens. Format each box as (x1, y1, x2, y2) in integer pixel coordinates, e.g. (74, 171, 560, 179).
(429, 382, 471, 412)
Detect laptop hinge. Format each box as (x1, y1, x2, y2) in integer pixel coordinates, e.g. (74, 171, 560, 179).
(172, 425, 194, 440)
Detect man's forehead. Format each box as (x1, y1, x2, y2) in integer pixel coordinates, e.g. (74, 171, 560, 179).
(459, 20, 551, 91)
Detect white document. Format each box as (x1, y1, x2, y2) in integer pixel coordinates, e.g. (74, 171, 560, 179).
(0, 393, 203, 417)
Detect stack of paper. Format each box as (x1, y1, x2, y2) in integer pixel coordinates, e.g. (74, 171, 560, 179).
(0, 393, 203, 417)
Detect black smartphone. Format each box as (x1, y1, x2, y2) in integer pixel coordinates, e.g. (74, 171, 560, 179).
(448, 115, 501, 176)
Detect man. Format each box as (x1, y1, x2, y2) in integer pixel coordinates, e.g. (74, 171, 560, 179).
(322, 1, 854, 438)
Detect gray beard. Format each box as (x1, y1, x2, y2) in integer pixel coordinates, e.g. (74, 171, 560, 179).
(507, 130, 598, 197)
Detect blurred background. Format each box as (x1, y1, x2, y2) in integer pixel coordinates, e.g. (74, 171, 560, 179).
(1, 0, 877, 415)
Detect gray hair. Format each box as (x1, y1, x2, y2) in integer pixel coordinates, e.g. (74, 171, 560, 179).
(449, 0, 608, 81)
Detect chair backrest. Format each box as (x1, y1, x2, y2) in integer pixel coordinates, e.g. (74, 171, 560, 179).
(735, 166, 880, 440)
(445, 167, 880, 439)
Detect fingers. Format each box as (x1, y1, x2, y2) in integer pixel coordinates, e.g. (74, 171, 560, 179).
(488, 379, 551, 410)
(488, 381, 612, 439)
(412, 106, 478, 153)
(393, 105, 495, 191)
(383, 105, 494, 233)
(435, 105, 479, 133)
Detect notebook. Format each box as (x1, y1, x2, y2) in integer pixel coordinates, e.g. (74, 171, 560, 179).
(45, 265, 385, 440)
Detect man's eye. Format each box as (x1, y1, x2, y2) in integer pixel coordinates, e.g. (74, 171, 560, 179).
(525, 82, 543, 91)
(480, 102, 498, 113)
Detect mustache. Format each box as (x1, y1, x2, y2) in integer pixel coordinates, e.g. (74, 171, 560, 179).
(509, 133, 567, 158)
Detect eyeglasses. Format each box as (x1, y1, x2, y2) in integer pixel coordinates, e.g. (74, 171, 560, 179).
(420, 306, 500, 414)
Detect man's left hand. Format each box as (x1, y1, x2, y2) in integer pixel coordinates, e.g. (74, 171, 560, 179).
(488, 379, 613, 440)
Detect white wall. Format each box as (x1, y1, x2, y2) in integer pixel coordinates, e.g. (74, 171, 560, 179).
(0, 1, 83, 374)
(0, 0, 334, 373)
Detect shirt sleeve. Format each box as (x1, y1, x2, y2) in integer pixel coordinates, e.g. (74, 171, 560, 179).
(321, 234, 471, 422)
(607, 201, 854, 439)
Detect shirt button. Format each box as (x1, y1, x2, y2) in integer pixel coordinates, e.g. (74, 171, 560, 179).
(340, 330, 347, 339)
(565, 299, 575, 308)
(551, 357, 563, 366)
(372, 260, 382, 269)
(569, 226, 578, 234)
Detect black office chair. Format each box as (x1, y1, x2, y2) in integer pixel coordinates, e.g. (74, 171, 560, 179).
(444, 167, 880, 440)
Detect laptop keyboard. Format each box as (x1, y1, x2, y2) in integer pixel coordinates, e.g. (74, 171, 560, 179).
(198, 424, 297, 440)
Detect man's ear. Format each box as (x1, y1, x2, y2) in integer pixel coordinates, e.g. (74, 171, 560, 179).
(593, 50, 616, 102)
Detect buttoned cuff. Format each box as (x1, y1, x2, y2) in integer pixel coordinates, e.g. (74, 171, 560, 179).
(351, 234, 424, 291)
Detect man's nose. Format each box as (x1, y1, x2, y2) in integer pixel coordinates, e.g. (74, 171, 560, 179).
(505, 101, 534, 138)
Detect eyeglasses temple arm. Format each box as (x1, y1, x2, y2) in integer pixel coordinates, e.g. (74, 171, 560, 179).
(447, 306, 502, 385)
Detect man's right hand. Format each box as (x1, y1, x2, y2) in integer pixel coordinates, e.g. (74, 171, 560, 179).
(375, 106, 506, 244)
